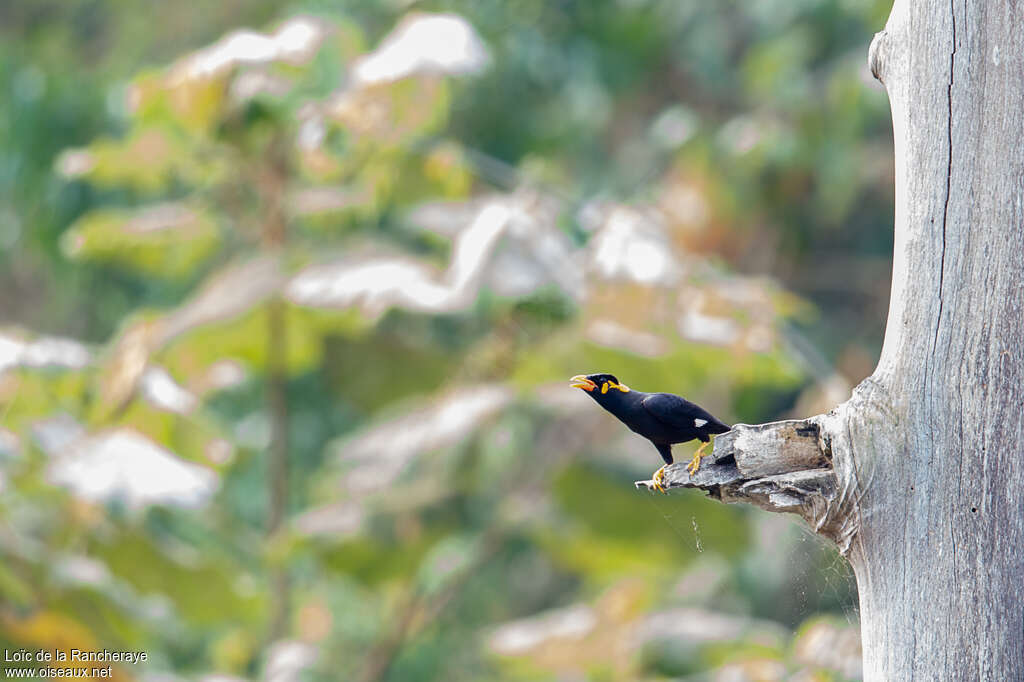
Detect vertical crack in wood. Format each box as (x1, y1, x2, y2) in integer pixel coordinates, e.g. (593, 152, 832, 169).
(934, 0, 956, 352)
(940, 5, 961, 646)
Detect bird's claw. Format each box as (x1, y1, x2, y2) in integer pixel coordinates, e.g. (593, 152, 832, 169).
(651, 465, 668, 494)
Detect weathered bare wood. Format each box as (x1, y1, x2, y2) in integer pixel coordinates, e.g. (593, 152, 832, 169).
(850, 1, 1024, 678)
(727, 420, 831, 477)
(635, 419, 856, 552)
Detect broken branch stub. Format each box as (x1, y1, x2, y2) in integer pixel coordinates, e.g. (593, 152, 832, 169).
(635, 419, 853, 552)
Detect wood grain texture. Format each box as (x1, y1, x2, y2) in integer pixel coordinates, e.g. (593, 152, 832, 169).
(853, 1, 1024, 678)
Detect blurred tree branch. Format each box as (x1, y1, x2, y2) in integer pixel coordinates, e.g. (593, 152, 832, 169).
(356, 532, 506, 682)
(262, 134, 292, 642)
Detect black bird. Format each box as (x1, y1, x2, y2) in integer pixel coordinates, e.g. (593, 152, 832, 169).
(570, 373, 730, 493)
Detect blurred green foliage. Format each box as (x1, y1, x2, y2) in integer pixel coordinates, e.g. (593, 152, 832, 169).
(0, 1, 889, 680)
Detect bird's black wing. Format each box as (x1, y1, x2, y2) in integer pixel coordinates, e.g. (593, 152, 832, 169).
(640, 393, 730, 433)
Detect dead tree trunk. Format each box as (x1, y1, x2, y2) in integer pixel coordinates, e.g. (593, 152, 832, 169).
(639, 1, 1024, 678)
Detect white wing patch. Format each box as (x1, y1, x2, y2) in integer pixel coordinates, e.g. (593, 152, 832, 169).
(694, 418, 708, 428)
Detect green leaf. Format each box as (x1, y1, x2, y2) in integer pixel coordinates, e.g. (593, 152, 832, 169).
(58, 127, 224, 191)
(89, 531, 264, 627)
(62, 202, 220, 279)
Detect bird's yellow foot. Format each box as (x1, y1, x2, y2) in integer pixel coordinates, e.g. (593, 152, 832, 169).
(686, 441, 711, 476)
(651, 465, 668, 494)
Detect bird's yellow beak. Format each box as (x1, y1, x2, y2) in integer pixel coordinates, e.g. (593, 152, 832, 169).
(570, 375, 597, 392)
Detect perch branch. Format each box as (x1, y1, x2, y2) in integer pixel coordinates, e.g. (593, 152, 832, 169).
(635, 419, 855, 551)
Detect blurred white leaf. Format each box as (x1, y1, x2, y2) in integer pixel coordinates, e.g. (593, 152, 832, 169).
(587, 203, 680, 286)
(293, 501, 364, 537)
(288, 186, 365, 217)
(407, 197, 489, 237)
(676, 283, 780, 350)
(46, 427, 219, 510)
(31, 414, 86, 455)
(712, 660, 787, 681)
(288, 203, 512, 315)
(500, 193, 583, 301)
(585, 320, 668, 357)
(634, 607, 788, 648)
(289, 194, 581, 315)
(53, 555, 111, 588)
(293, 191, 788, 356)
(263, 641, 317, 682)
(161, 257, 285, 343)
(677, 307, 742, 346)
(413, 193, 582, 300)
(0, 330, 91, 375)
(489, 604, 597, 655)
(333, 385, 513, 495)
(172, 16, 327, 83)
(352, 13, 489, 85)
(141, 366, 199, 415)
(578, 199, 792, 354)
(229, 70, 291, 103)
